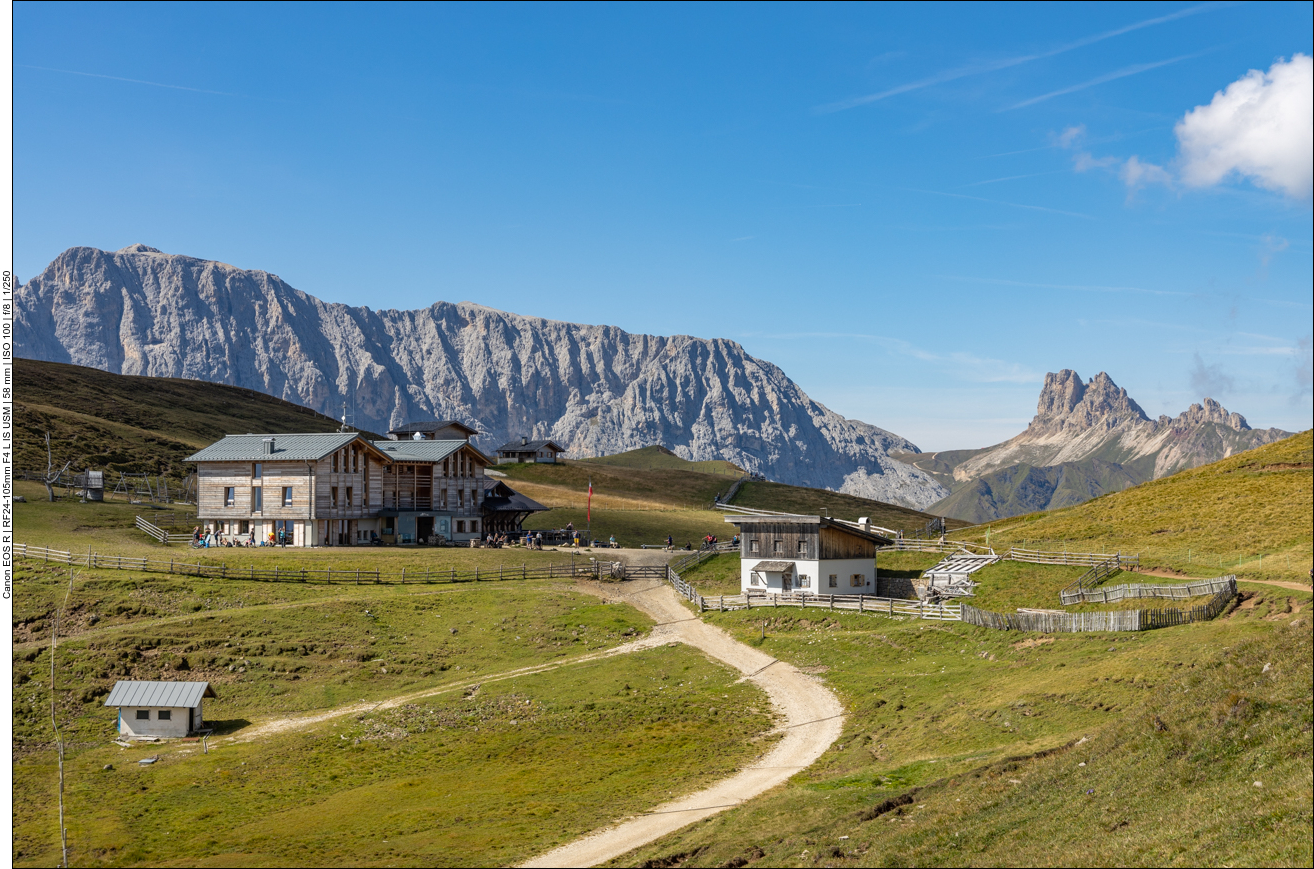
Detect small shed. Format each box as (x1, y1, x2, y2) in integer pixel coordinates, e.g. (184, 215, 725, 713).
(104, 680, 217, 738)
(495, 437, 566, 464)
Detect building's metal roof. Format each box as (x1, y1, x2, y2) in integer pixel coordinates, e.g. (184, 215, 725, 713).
(751, 560, 795, 573)
(104, 680, 216, 708)
(372, 439, 467, 462)
(495, 439, 566, 454)
(725, 514, 892, 546)
(185, 433, 381, 463)
(389, 420, 479, 436)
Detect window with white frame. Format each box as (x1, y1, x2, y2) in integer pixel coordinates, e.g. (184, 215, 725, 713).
(750, 572, 762, 586)
(797, 540, 807, 556)
(749, 538, 759, 554)
(798, 574, 811, 588)
(773, 539, 783, 554)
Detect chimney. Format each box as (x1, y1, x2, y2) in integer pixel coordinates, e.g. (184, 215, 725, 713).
(263, 437, 276, 455)
(521, 435, 528, 446)
(858, 516, 870, 531)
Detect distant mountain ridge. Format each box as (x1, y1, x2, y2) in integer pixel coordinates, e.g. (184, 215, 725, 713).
(16, 244, 949, 509)
(895, 369, 1291, 523)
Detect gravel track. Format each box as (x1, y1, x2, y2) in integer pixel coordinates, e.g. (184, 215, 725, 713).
(521, 579, 844, 868)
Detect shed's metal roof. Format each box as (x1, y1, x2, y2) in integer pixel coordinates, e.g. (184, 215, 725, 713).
(104, 681, 216, 708)
(185, 433, 376, 463)
(389, 420, 479, 436)
(372, 439, 467, 462)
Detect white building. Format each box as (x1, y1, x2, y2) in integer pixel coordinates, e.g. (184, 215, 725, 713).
(723, 514, 892, 596)
(104, 680, 217, 738)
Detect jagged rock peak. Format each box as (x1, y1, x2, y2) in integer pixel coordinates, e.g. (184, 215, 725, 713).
(1031, 370, 1149, 433)
(116, 243, 163, 254)
(1173, 397, 1249, 432)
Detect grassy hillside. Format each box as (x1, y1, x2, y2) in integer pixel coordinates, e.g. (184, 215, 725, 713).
(14, 358, 374, 478)
(579, 445, 744, 477)
(615, 596, 1313, 867)
(950, 430, 1313, 584)
(729, 480, 973, 532)
(11, 496, 777, 866)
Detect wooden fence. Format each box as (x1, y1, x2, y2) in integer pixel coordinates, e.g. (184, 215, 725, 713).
(962, 578, 1236, 633)
(1008, 547, 1138, 568)
(14, 543, 606, 585)
(135, 516, 195, 545)
(961, 605, 1143, 632)
(1063, 575, 1236, 606)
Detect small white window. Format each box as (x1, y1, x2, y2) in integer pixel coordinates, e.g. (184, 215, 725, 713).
(829, 574, 838, 588)
(797, 540, 807, 556)
(798, 574, 811, 588)
(750, 539, 759, 554)
(750, 572, 762, 586)
(773, 540, 783, 554)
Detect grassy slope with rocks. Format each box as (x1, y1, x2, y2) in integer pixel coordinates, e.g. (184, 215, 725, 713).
(613, 591, 1312, 868)
(12, 494, 777, 867)
(609, 436, 1314, 867)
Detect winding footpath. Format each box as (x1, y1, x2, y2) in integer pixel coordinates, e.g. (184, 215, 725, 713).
(521, 578, 845, 868)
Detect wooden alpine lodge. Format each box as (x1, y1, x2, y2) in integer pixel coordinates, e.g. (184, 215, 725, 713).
(184, 421, 547, 547)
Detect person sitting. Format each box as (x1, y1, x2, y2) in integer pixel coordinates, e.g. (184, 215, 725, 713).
(609, 535, 618, 549)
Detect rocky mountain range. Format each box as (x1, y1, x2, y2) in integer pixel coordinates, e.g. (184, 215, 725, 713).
(16, 244, 949, 509)
(892, 369, 1291, 523)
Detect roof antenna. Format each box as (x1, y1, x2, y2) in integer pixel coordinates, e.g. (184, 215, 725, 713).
(339, 401, 351, 433)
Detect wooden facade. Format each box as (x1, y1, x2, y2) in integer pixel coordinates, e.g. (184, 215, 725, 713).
(187, 430, 542, 547)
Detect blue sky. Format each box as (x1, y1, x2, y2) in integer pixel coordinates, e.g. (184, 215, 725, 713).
(13, 1, 1313, 450)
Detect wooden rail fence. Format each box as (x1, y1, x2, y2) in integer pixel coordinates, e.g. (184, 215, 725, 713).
(1063, 575, 1236, 606)
(962, 578, 1236, 633)
(15, 543, 607, 585)
(135, 516, 195, 545)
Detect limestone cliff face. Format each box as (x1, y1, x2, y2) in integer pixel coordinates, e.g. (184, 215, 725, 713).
(16, 244, 949, 508)
(950, 369, 1288, 483)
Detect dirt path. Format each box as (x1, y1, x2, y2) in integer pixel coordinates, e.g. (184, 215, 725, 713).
(520, 580, 844, 869)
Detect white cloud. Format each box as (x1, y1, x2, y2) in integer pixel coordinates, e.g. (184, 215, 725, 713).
(1175, 54, 1313, 199)
(1119, 156, 1173, 191)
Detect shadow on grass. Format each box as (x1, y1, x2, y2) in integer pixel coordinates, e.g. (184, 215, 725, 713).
(205, 718, 252, 736)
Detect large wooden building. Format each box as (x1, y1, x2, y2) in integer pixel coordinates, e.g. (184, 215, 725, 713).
(185, 426, 545, 546)
(723, 514, 892, 595)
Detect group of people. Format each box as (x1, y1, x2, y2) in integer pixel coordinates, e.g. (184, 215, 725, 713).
(191, 527, 289, 548)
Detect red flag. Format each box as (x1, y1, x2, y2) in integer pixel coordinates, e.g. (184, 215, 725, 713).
(587, 478, 593, 523)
